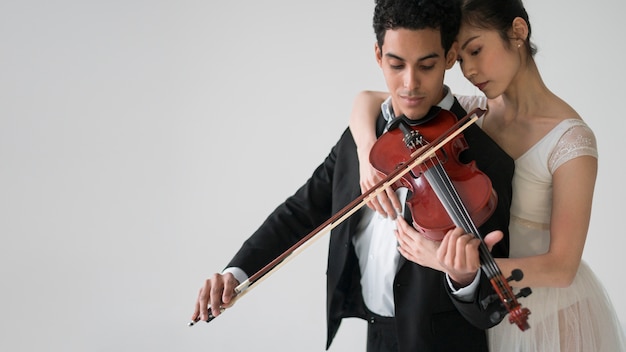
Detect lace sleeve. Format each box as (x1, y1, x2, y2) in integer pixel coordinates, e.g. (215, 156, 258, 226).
(548, 123, 598, 173)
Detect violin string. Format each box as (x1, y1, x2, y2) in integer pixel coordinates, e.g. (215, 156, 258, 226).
(409, 113, 524, 327)
(399, 111, 528, 328)
(420, 142, 508, 287)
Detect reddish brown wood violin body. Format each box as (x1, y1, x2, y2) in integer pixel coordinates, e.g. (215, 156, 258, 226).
(370, 108, 496, 241)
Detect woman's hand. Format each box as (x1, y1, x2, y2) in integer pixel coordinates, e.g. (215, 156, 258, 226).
(349, 90, 399, 218)
(357, 143, 402, 219)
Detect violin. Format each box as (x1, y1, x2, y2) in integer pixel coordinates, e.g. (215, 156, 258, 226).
(370, 106, 531, 331)
(370, 106, 496, 241)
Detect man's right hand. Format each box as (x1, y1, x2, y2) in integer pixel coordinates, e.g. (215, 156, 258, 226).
(192, 272, 240, 323)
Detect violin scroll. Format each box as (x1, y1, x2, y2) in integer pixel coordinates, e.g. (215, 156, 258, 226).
(492, 272, 532, 330)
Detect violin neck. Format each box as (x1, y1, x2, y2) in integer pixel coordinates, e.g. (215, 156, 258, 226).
(423, 165, 501, 275)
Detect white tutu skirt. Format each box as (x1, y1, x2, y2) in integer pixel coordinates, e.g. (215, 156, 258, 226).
(488, 261, 626, 352)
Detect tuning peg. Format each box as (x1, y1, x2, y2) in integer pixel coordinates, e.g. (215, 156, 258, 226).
(515, 287, 532, 299)
(507, 269, 524, 282)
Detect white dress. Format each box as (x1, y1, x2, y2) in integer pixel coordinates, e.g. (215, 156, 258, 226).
(457, 95, 626, 352)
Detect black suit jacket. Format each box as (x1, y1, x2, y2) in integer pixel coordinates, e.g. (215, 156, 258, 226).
(227, 98, 514, 351)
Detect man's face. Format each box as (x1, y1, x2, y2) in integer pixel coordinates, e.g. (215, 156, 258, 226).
(376, 28, 456, 120)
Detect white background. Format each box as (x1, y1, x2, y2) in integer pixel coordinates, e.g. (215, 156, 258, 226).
(2, 1, 625, 351)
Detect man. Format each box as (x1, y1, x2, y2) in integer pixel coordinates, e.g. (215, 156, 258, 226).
(191, 0, 514, 350)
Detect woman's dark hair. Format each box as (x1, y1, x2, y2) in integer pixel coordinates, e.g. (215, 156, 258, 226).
(373, 0, 462, 55)
(461, 0, 538, 56)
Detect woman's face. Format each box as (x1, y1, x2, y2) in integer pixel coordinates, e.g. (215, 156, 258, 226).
(456, 23, 521, 99)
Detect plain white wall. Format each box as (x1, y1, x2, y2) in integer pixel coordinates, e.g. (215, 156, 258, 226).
(1, 1, 625, 351)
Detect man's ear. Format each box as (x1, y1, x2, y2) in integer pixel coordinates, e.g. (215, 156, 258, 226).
(375, 42, 383, 67)
(445, 42, 459, 69)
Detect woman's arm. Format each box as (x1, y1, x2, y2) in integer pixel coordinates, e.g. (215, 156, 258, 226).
(348, 90, 403, 218)
(426, 155, 596, 289)
(349, 90, 388, 157)
(497, 155, 596, 288)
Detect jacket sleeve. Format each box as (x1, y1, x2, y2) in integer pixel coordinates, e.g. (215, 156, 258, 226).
(446, 270, 509, 329)
(225, 129, 347, 280)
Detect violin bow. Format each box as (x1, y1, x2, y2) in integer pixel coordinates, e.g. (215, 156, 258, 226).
(189, 108, 486, 326)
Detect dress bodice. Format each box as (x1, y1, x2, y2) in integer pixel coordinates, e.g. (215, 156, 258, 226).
(509, 118, 597, 257)
(455, 95, 598, 258)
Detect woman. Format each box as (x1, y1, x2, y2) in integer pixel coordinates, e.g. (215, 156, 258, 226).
(348, 0, 626, 351)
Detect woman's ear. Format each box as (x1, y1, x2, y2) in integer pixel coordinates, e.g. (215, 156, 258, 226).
(512, 17, 529, 43)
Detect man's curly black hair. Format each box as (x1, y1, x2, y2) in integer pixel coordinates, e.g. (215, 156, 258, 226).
(373, 0, 462, 54)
